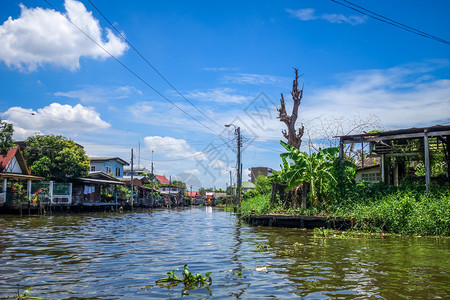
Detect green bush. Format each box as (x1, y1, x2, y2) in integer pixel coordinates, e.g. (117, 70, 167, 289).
(344, 190, 450, 236)
(240, 194, 271, 217)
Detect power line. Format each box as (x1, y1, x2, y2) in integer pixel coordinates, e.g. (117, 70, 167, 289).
(247, 142, 284, 153)
(87, 0, 225, 131)
(42, 0, 220, 136)
(139, 137, 236, 162)
(330, 0, 450, 46)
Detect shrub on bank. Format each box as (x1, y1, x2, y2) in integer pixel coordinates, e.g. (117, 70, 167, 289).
(240, 194, 271, 217)
(346, 191, 450, 236)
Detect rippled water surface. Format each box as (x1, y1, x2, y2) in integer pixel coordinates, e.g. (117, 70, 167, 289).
(0, 207, 449, 299)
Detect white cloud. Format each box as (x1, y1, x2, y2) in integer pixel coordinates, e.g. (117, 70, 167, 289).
(303, 63, 450, 128)
(286, 8, 317, 21)
(223, 73, 283, 85)
(55, 86, 142, 103)
(202, 67, 238, 72)
(127, 101, 218, 132)
(184, 169, 200, 175)
(0, 0, 128, 72)
(3, 103, 111, 140)
(208, 159, 226, 169)
(144, 136, 207, 160)
(185, 88, 251, 104)
(286, 8, 366, 25)
(321, 13, 366, 25)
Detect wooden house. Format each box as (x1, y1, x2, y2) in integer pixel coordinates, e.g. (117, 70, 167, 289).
(0, 146, 44, 207)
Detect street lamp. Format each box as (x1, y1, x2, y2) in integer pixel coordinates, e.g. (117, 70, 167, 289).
(225, 123, 241, 206)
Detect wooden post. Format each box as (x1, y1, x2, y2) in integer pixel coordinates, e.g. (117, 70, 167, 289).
(115, 185, 117, 211)
(49, 181, 54, 214)
(27, 180, 32, 215)
(27, 180, 32, 200)
(2, 179, 7, 204)
(361, 142, 364, 168)
(339, 140, 344, 160)
(68, 183, 73, 206)
(381, 154, 385, 183)
(424, 130, 431, 194)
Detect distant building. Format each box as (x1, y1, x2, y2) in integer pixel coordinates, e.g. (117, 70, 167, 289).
(154, 175, 170, 185)
(355, 157, 382, 184)
(123, 167, 149, 177)
(89, 157, 129, 178)
(249, 167, 273, 183)
(241, 181, 256, 193)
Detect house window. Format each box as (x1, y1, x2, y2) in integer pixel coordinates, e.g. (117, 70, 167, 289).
(106, 166, 112, 174)
(90, 165, 95, 171)
(362, 173, 381, 182)
(115, 168, 121, 177)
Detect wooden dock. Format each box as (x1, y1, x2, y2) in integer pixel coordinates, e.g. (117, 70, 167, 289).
(246, 213, 352, 230)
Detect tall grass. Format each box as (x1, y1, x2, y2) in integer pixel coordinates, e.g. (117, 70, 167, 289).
(240, 194, 271, 217)
(343, 191, 450, 236)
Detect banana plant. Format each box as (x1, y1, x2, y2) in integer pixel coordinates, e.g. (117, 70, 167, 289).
(280, 141, 339, 206)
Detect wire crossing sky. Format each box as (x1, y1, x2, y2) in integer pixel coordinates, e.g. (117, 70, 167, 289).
(331, 0, 450, 45)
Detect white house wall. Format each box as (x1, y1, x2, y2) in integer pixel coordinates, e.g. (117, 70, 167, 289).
(355, 167, 381, 184)
(7, 156, 22, 173)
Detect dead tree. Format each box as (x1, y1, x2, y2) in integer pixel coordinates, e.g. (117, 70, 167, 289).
(278, 68, 304, 149)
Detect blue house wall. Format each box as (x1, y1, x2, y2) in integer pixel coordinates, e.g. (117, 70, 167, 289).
(90, 159, 127, 178)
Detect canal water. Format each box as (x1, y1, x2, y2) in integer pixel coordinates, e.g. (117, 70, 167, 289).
(0, 207, 448, 299)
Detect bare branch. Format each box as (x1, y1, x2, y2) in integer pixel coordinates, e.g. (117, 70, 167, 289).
(277, 68, 304, 149)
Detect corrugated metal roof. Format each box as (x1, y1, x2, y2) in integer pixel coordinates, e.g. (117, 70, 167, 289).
(89, 157, 129, 166)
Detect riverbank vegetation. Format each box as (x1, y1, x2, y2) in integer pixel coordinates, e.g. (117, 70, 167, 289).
(238, 141, 449, 237)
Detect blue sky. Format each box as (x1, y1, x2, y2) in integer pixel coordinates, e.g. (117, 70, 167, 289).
(0, 0, 449, 190)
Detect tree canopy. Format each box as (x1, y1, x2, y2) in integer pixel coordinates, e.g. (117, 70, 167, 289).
(171, 180, 186, 189)
(25, 134, 90, 182)
(0, 119, 15, 157)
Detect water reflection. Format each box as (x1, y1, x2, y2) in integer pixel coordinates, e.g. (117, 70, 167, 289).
(0, 208, 448, 299)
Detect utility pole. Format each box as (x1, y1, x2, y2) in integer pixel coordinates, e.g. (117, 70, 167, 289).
(225, 124, 242, 206)
(130, 148, 134, 209)
(151, 149, 154, 206)
(229, 170, 233, 204)
(151, 161, 154, 206)
(237, 126, 241, 206)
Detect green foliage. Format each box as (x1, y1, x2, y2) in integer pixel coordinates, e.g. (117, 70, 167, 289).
(280, 140, 339, 207)
(155, 265, 212, 289)
(346, 190, 450, 236)
(256, 242, 270, 251)
(25, 134, 90, 182)
(327, 157, 358, 206)
(232, 271, 243, 277)
(14, 285, 43, 299)
(117, 186, 131, 200)
(143, 173, 160, 190)
(240, 194, 271, 217)
(171, 180, 186, 189)
(313, 227, 334, 238)
(0, 119, 15, 157)
(243, 175, 271, 200)
(12, 183, 29, 203)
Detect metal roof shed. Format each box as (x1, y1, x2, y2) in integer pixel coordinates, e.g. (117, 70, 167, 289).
(337, 125, 450, 193)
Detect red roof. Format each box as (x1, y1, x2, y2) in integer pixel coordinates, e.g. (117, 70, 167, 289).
(155, 175, 170, 184)
(0, 146, 30, 175)
(186, 191, 199, 198)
